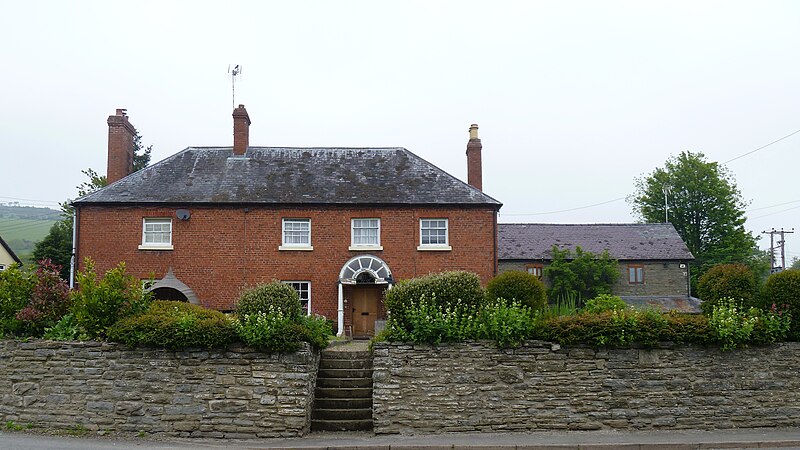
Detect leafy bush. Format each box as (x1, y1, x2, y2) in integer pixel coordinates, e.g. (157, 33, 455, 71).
(384, 271, 485, 328)
(236, 281, 303, 320)
(486, 271, 547, 311)
(235, 306, 331, 352)
(543, 246, 619, 300)
(107, 301, 237, 349)
(761, 269, 800, 339)
(708, 298, 790, 350)
(0, 264, 35, 336)
(15, 260, 70, 335)
(698, 263, 757, 314)
(583, 294, 628, 314)
(71, 260, 152, 339)
(380, 295, 536, 348)
(43, 314, 88, 341)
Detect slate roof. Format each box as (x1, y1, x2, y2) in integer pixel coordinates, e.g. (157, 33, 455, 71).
(0, 235, 21, 264)
(498, 223, 694, 261)
(74, 147, 501, 207)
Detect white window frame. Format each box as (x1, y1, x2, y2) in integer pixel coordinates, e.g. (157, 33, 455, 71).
(283, 281, 311, 316)
(417, 218, 451, 251)
(138, 218, 173, 250)
(349, 218, 383, 251)
(279, 218, 313, 251)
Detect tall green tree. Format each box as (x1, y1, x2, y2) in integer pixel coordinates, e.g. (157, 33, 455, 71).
(543, 246, 619, 301)
(33, 132, 152, 280)
(630, 151, 759, 290)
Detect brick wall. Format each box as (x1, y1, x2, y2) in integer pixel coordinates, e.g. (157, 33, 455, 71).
(498, 260, 690, 297)
(76, 205, 497, 316)
(0, 340, 319, 438)
(373, 341, 800, 434)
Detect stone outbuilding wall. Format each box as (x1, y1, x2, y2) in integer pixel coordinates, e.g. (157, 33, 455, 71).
(372, 341, 800, 434)
(0, 340, 319, 438)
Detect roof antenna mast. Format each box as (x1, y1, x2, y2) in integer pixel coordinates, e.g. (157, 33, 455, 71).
(227, 64, 242, 109)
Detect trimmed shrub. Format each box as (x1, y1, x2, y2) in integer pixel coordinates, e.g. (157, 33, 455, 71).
(384, 271, 485, 327)
(236, 281, 303, 320)
(107, 301, 237, 349)
(583, 294, 628, 314)
(15, 260, 70, 336)
(698, 263, 757, 314)
(0, 264, 35, 336)
(535, 309, 714, 348)
(761, 269, 800, 339)
(71, 259, 152, 339)
(486, 271, 547, 311)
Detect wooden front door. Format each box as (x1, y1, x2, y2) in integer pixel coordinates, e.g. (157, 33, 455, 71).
(352, 286, 379, 337)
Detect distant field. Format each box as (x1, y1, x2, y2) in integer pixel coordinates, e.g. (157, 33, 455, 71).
(0, 212, 61, 264)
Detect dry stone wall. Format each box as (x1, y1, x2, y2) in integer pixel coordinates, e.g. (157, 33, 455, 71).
(0, 340, 319, 438)
(373, 341, 800, 434)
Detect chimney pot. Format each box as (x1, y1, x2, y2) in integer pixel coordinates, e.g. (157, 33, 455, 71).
(232, 104, 251, 156)
(466, 123, 483, 191)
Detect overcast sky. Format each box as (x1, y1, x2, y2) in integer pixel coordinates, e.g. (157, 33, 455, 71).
(1, 1, 798, 258)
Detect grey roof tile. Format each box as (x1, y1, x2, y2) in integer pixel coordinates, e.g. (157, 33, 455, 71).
(75, 147, 501, 207)
(498, 223, 694, 261)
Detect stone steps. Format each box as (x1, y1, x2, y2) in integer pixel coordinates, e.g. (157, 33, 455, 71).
(311, 346, 373, 433)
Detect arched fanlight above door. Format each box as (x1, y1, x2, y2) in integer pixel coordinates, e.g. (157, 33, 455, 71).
(338, 254, 393, 285)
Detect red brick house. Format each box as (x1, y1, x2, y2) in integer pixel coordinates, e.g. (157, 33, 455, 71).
(73, 106, 501, 337)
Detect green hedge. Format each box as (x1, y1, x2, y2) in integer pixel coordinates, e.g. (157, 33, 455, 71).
(108, 301, 237, 349)
(236, 281, 303, 319)
(698, 263, 757, 314)
(385, 271, 485, 326)
(761, 269, 800, 339)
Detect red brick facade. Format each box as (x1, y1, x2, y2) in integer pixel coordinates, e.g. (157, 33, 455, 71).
(76, 204, 498, 320)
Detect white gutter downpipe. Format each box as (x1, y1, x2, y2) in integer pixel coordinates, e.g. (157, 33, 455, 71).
(69, 209, 76, 289)
(337, 282, 344, 337)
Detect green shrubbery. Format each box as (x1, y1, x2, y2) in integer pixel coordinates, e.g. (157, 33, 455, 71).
(13, 260, 70, 336)
(583, 294, 628, 314)
(107, 301, 237, 349)
(234, 281, 331, 351)
(486, 270, 547, 311)
(698, 263, 757, 314)
(71, 260, 152, 339)
(761, 269, 800, 339)
(384, 271, 485, 329)
(236, 281, 304, 319)
(0, 264, 35, 336)
(544, 246, 619, 300)
(708, 298, 791, 350)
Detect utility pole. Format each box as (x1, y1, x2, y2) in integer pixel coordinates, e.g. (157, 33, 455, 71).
(762, 228, 795, 273)
(662, 184, 671, 223)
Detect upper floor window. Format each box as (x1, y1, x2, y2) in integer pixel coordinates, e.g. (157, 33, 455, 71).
(628, 264, 644, 284)
(526, 264, 543, 279)
(350, 218, 381, 250)
(418, 218, 451, 250)
(139, 218, 173, 250)
(281, 218, 312, 250)
(284, 281, 311, 316)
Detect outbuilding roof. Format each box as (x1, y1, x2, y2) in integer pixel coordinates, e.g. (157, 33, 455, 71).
(0, 235, 21, 264)
(498, 223, 694, 261)
(74, 147, 501, 207)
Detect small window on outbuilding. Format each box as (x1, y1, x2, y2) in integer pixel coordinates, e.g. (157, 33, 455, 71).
(628, 264, 644, 284)
(525, 264, 543, 279)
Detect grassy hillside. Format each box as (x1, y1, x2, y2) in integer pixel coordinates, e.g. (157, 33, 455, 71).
(0, 205, 62, 264)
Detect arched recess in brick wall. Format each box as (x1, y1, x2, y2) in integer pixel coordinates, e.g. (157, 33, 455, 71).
(146, 268, 200, 305)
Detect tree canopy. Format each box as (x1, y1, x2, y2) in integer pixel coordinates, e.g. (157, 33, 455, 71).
(630, 151, 759, 288)
(543, 246, 619, 301)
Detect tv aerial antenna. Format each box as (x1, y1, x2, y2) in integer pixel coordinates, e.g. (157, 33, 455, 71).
(227, 64, 243, 109)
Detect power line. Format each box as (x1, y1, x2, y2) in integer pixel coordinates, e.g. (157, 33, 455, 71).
(501, 197, 626, 217)
(724, 128, 800, 164)
(0, 196, 61, 206)
(749, 204, 800, 221)
(746, 199, 800, 212)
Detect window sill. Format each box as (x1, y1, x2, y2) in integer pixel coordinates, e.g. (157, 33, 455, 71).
(138, 245, 174, 251)
(417, 245, 452, 251)
(348, 245, 383, 251)
(278, 245, 314, 251)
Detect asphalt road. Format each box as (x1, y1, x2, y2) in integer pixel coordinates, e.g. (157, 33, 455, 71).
(3, 428, 800, 450)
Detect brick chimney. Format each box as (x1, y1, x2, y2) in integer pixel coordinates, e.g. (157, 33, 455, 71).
(466, 123, 482, 191)
(232, 104, 251, 155)
(107, 108, 136, 184)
